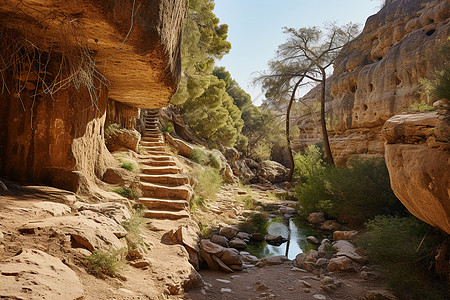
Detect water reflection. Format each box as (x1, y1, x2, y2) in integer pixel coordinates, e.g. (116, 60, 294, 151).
(246, 217, 324, 260)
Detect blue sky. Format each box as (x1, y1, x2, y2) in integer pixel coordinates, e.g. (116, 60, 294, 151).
(213, 0, 381, 105)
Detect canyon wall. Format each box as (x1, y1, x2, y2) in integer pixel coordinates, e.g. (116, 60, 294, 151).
(0, 0, 188, 192)
(382, 111, 449, 234)
(294, 0, 450, 165)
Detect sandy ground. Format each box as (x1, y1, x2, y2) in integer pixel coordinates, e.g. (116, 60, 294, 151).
(186, 263, 385, 300)
(0, 183, 388, 300)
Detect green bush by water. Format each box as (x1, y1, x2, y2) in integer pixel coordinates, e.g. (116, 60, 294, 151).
(238, 212, 269, 235)
(359, 216, 449, 299)
(294, 153, 405, 226)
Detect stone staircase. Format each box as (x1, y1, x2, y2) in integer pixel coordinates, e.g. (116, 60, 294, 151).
(137, 110, 192, 220)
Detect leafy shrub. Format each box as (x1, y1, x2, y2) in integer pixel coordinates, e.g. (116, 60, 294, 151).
(190, 148, 222, 169)
(86, 248, 125, 277)
(121, 208, 150, 252)
(104, 122, 121, 140)
(408, 101, 437, 113)
(293, 145, 325, 182)
(190, 148, 208, 165)
(417, 38, 450, 103)
(238, 212, 269, 235)
(240, 195, 255, 210)
(359, 216, 448, 299)
(120, 161, 136, 172)
(112, 187, 138, 199)
(431, 66, 450, 101)
(295, 158, 405, 226)
(160, 120, 174, 134)
(207, 152, 222, 169)
(118, 157, 139, 172)
(193, 166, 222, 200)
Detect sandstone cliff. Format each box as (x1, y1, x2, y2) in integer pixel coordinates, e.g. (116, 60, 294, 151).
(382, 110, 450, 234)
(294, 0, 450, 165)
(0, 0, 188, 192)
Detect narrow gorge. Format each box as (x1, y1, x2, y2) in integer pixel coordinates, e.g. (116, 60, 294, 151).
(0, 0, 449, 299)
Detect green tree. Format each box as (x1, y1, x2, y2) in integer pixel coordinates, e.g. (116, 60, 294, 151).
(171, 0, 245, 148)
(256, 23, 359, 179)
(171, 0, 231, 106)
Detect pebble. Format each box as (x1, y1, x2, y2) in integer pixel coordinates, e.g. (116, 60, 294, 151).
(304, 288, 311, 293)
(313, 294, 327, 300)
(299, 280, 312, 288)
(321, 276, 334, 285)
(302, 275, 320, 281)
(230, 275, 240, 279)
(220, 288, 232, 293)
(216, 279, 231, 284)
(290, 267, 308, 273)
(307, 236, 320, 244)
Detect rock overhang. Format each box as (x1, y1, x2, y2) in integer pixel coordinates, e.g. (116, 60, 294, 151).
(1, 0, 188, 108)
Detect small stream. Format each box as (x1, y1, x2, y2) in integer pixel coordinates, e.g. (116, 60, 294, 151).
(245, 216, 325, 260)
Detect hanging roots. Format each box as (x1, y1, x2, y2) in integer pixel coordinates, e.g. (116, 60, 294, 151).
(0, 2, 109, 114)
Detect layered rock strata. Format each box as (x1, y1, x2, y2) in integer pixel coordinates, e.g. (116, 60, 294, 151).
(0, 0, 188, 191)
(294, 0, 450, 165)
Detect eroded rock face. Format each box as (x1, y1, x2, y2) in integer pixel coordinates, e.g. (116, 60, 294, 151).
(0, 249, 84, 299)
(19, 214, 125, 251)
(294, 0, 450, 165)
(382, 111, 450, 234)
(0, 0, 188, 192)
(105, 127, 141, 152)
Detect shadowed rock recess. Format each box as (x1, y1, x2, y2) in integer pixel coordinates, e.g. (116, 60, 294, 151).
(0, 0, 188, 192)
(294, 0, 450, 165)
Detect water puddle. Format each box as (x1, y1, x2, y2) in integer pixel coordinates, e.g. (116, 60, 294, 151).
(246, 216, 325, 260)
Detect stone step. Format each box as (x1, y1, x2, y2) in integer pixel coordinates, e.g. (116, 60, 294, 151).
(142, 134, 162, 140)
(143, 130, 161, 135)
(140, 182, 192, 200)
(143, 209, 190, 220)
(141, 166, 180, 175)
(140, 141, 165, 147)
(145, 124, 158, 128)
(145, 151, 167, 156)
(137, 154, 172, 161)
(141, 159, 176, 167)
(142, 146, 165, 152)
(141, 136, 163, 143)
(140, 174, 189, 186)
(139, 198, 189, 210)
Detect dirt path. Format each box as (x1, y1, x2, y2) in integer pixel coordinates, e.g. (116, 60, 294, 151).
(186, 263, 385, 300)
(185, 185, 390, 300)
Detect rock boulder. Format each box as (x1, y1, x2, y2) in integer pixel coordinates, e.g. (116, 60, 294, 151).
(0, 249, 84, 299)
(382, 111, 450, 234)
(257, 161, 288, 183)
